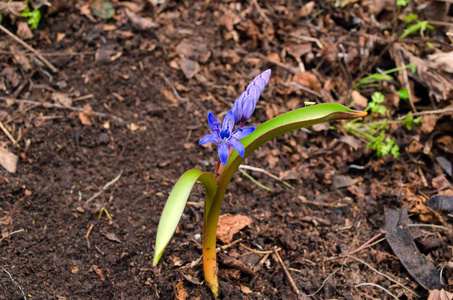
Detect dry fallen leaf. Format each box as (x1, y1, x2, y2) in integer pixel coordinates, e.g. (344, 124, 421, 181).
(90, 265, 106, 281)
(428, 289, 453, 300)
(179, 59, 199, 79)
(0, 147, 18, 173)
(51, 92, 73, 108)
(292, 71, 322, 93)
(16, 21, 34, 40)
(102, 231, 121, 243)
(124, 8, 158, 31)
(71, 266, 79, 274)
(0, 2, 28, 18)
(351, 90, 368, 108)
(217, 214, 253, 243)
(299, 1, 315, 17)
(174, 281, 189, 300)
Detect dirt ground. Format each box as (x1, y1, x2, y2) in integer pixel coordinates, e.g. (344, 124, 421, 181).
(0, 0, 452, 299)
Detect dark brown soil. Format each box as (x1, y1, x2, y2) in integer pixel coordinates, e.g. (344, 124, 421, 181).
(1, 1, 452, 299)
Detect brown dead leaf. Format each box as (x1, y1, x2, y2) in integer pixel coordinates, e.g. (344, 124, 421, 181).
(71, 266, 79, 274)
(0, 214, 13, 239)
(428, 289, 453, 300)
(0, 147, 18, 173)
(16, 21, 33, 40)
(102, 231, 121, 243)
(240, 285, 253, 294)
(429, 52, 453, 74)
(436, 136, 453, 153)
(0, 2, 28, 18)
(432, 175, 451, 191)
(124, 8, 158, 31)
(161, 89, 179, 107)
(286, 43, 312, 60)
(79, 104, 93, 126)
(174, 281, 189, 300)
(51, 92, 72, 108)
(351, 90, 368, 108)
(220, 9, 241, 31)
(292, 71, 322, 93)
(217, 214, 253, 243)
(421, 114, 439, 134)
(299, 1, 315, 17)
(176, 40, 211, 63)
(180, 59, 199, 79)
(90, 265, 105, 281)
(407, 140, 424, 153)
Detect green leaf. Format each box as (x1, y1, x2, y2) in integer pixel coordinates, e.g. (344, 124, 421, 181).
(220, 104, 366, 184)
(404, 13, 418, 23)
(398, 89, 410, 99)
(153, 169, 217, 266)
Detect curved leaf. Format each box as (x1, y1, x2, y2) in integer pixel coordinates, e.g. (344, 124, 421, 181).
(220, 103, 367, 194)
(153, 169, 217, 265)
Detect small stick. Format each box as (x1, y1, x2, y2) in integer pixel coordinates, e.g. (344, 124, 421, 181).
(240, 244, 279, 254)
(240, 164, 295, 190)
(0, 121, 19, 147)
(355, 282, 399, 299)
(0, 97, 125, 123)
(396, 107, 453, 120)
(1, 265, 27, 300)
(273, 248, 305, 298)
(0, 24, 58, 73)
(349, 233, 383, 255)
(86, 224, 94, 249)
(85, 170, 123, 204)
(0, 228, 25, 244)
(217, 238, 243, 252)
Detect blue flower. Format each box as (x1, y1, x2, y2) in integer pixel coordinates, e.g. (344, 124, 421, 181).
(199, 111, 255, 165)
(232, 69, 271, 124)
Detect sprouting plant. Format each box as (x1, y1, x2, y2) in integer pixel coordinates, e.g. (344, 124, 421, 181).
(20, 6, 41, 30)
(399, 14, 434, 40)
(0, 0, 42, 30)
(354, 64, 415, 89)
(344, 91, 422, 159)
(152, 69, 366, 297)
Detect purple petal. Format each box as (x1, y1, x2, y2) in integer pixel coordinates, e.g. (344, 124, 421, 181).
(218, 143, 229, 165)
(222, 110, 235, 133)
(260, 69, 271, 84)
(247, 85, 261, 103)
(241, 95, 256, 120)
(253, 78, 266, 93)
(233, 126, 255, 140)
(199, 134, 220, 145)
(208, 112, 221, 133)
(232, 97, 243, 123)
(227, 138, 245, 157)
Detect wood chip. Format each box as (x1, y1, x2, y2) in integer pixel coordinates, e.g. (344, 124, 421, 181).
(0, 147, 18, 173)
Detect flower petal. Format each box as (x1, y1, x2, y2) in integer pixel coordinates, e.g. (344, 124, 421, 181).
(208, 112, 221, 133)
(247, 84, 261, 103)
(227, 138, 245, 157)
(232, 96, 243, 123)
(233, 126, 255, 140)
(260, 69, 271, 84)
(242, 95, 256, 120)
(199, 133, 220, 145)
(222, 110, 235, 133)
(218, 143, 230, 165)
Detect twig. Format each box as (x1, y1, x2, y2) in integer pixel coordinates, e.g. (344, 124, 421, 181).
(306, 269, 339, 297)
(159, 74, 189, 102)
(251, 0, 270, 22)
(238, 168, 271, 191)
(86, 224, 94, 249)
(285, 82, 322, 98)
(273, 248, 308, 298)
(298, 195, 347, 208)
(240, 244, 279, 254)
(393, 44, 417, 112)
(347, 255, 419, 297)
(240, 164, 295, 190)
(355, 283, 399, 299)
(0, 229, 25, 244)
(85, 170, 123, 204)
(0, 24, 58, 73)
(0, 97, 125, 123)
(349, 233, 383, 255)
(1, 266, 27, 300)
(217, 238, 243, 252)
(396, 107, 453, 120)
(407, 223, 452, 231)
(0, 121, 19, 147)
